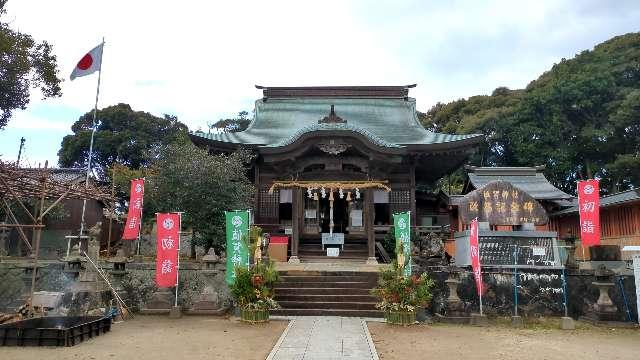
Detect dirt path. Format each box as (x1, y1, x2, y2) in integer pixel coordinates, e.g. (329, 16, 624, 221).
(1, 315, 288, 360)
(368, 322, 640, 360)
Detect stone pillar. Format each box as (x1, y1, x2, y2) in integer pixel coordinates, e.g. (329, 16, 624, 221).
(592, 281, 618, 321)
(365, 189, 377, 264)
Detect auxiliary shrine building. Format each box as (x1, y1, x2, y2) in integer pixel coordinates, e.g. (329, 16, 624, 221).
(191, 85, 483, 263)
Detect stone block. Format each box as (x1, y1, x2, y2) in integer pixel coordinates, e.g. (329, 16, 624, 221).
(511, 315, 524, 328)
(470, 313, 488, 326)
(560, 316, 575, 330)
(169, 306, 182, 318)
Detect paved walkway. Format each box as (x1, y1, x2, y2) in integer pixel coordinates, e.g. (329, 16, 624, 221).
(267, 317, 379, 360)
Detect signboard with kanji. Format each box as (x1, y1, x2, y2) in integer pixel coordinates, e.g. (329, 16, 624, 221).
(459, 180, 548, 225)
(225, 210, 250, 285)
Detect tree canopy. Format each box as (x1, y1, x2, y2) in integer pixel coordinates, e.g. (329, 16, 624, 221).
(0, 0, 62, 129)
(207, 110, 251, 133)
(58, 103, 188, 179)
(146, 140, 255, 253)
(421, 32, 640, 195)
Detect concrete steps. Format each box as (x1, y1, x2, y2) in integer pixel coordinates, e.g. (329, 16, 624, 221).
(274, 270, 382, 318)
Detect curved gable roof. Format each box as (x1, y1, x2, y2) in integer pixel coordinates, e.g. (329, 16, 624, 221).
(191, 86, 482, 150)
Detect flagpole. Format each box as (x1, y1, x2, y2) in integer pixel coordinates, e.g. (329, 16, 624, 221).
(78, 37, 105, 245)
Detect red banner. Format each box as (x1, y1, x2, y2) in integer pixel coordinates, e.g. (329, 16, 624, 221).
(578, 179, 601, 247)
(469, 218, 483, 296)
(122, 179, 144, 240)
(156, 213, 180, 288)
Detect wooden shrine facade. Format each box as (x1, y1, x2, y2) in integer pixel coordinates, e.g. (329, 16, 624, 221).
(550, 188, 640, 260)
(191, 85, 483, 263)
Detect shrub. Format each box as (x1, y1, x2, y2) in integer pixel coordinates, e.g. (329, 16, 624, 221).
(371, 260, 435, 312)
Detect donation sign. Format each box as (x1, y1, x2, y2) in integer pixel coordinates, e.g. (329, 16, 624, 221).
(393, 211, 411, 277)
(225, 210, 249, 285)
(122, 178, 145, 240)
(578, 179, 600, 247)
(155, 213, 180, 288)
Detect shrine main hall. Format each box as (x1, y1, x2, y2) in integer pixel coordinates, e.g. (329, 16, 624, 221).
(191, 85, 483, 264)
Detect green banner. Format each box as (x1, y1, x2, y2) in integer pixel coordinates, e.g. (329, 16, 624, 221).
(393, 211, 411, 277)
(225, 210, 250, 285)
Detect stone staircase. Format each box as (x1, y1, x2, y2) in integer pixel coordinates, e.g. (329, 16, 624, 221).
(272, 270, 382, 317)
(298, 241, 369, 263)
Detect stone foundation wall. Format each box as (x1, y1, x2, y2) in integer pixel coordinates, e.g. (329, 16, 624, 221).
(0, 258, 230, 314)
(423, 267, 638, 321)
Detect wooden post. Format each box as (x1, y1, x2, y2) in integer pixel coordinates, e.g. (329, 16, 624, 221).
(365, 189, 377, 264)
(410, 162, 417, 227)
(289, 188, 300, 263)
(106, 165, 115, 258)
(29, 161, 48, 314)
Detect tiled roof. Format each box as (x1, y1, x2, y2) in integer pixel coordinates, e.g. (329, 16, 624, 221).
(191, 94, 482, 149)
(466, 166, 573, 200)
(20, 168, 86, 184)
(552, 188, 639, 216)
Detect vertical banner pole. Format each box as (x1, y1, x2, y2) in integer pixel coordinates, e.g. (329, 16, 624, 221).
(470, 217, 483, 316)
(561, 266, 569, 317)
(137, 178, 145, 256)
(174, 212, 182, 308)
(513, 245, 518, 317)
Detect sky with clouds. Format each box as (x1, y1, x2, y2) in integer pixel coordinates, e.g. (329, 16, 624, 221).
(1, 0, 638, 167)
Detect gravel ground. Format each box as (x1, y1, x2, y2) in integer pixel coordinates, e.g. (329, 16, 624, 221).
(0, 315, 288, 360)
(368, 320, 640, 360)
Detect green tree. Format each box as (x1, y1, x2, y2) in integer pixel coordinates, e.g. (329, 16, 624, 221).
(0, 0, 62, 129)
(207, 110, 251, 133)
(58, 103, 188, 179)
(423, 32, 640, 195)
(146, 140, 255, 253)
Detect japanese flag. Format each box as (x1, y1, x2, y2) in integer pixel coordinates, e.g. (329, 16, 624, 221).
(70, 43, 103, 80)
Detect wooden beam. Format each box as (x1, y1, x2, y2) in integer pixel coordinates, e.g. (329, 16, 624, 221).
(38, 188, 72, 220)
(0, 173, 37, 223)
(1, 198, 33, 251)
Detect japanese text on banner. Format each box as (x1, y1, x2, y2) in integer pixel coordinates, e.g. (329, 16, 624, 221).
(469, 218, 483, 296)
(122, 178, 145, 240)
(225, 211, 249, 285)
(393, 212, 411, 277)
(155, 213, 180, 288)
(578, 180, 600, 247)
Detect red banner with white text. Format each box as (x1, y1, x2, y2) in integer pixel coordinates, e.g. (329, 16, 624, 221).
(469, 218, 483, 296)
(156, 213, 180, 288)
(578, 179, 600, 247)
(122, 178, 144, 240)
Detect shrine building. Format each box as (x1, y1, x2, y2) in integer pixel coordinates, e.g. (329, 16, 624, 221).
(190, 85, 483, 263)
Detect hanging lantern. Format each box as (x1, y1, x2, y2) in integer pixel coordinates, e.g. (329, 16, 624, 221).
(313, 192, 319, 201)
(355, 188, 361, 199)
(339, 188, 344, 199)
(329, 189, 334, 201)
(346, 191, 352, 202)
